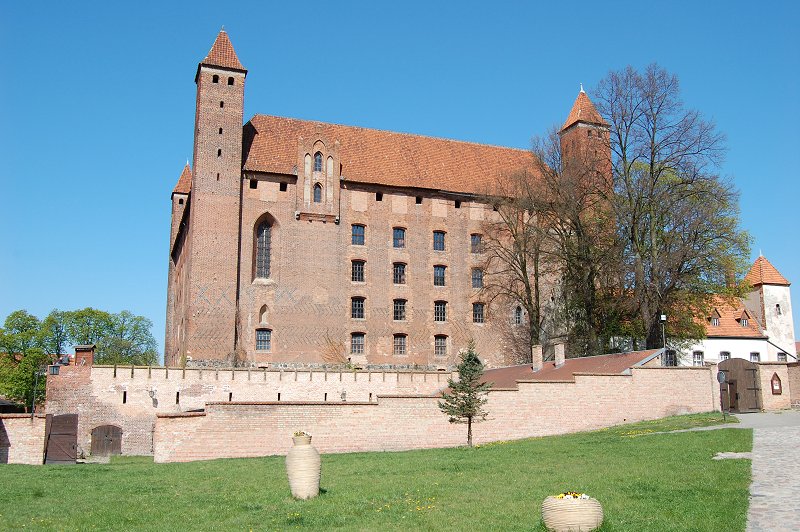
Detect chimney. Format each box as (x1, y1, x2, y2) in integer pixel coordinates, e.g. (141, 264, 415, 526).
(554, 342, 566, 367)
(531, 344, 543, 372)
(74, 345, 95, 367)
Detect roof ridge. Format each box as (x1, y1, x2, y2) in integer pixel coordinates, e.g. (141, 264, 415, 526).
(250, 114, 531, 153)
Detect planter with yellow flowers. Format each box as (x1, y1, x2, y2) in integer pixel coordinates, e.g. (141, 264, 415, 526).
(541, 491, 603, 531)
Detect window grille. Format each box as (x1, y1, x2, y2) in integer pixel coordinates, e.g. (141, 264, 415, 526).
(434, 301, 447, 322)
(352, 224, 365, 245)
(471, 234, 482, 253)
(351, 260, 365, 282)
(472, 268, 483, 288)
(741, 318, 749, 327)
(256, 221, 271, 278)
(256, 329, 272, 351)
(351, 297, 365, 319)
(692, 351, 704, 366)
(393, 263, 406, 284)
(434, 335, 447, 357)
(393, 299, 407, 321)
(473, 303, 485, 323)
(434, 265, 446, 286)
(351, 333, 365, 354)
(663, 350, 677, 367)
(393, 334, 407, 356)
(433, 231, 446, 251)
(393, 227, 406, 248)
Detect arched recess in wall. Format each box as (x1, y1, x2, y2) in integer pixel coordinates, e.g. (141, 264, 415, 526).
(259, 304, 268, 324)
(313, 183, 322, 203)
(253, 212, 278, 281)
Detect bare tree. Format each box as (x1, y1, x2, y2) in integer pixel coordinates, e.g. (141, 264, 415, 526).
(594, 64, 750, 348)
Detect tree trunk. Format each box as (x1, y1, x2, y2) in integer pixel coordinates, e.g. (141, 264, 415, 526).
(467, 416, 473, 447)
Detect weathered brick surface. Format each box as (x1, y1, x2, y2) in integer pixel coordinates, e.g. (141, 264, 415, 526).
(788, 363, 800, 407)
(0, 415, 46, 465)
(45, 364, 454, 456)
(758, 363, 792, 410)
(153, 366, 715, 463)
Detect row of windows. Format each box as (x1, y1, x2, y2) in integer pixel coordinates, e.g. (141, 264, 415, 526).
(351, 260, 484, 288)
(688, 351, 787, 366)
(352, 224, 483, 253)
(350, 298, 486, 323)
(351, 332, 448, 357)
(211, 74, 236, 85)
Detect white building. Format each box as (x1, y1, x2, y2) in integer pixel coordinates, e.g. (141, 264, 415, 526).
(681, 256, 797, 366)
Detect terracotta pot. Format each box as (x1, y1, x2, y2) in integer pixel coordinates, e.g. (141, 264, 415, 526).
(541, 496, 603, 531)
(286, 435, 320, 499)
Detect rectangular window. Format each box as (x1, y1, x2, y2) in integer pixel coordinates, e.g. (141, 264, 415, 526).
(662, 350, 677, 367)
(741, 318, 749, 327)
(393, 299, 407, 321)
(393, 227, 406, 248)
(434, 335, 448, 357)
(393, 263, 406, 284)
(351, 297, 365, 319)
(256, 329, 272, 351)
(434, 265, 446, 286)
(393, 334, 407, 356)
(472, 268, 483, 288)
(750, 352, 760, 362)
(433, 231, 446, 251)
(351, 224, 365, 245)
(351, 260, 365, 282)
(351, 333, 365, 355)
(777, 352, 787, 362)
(719, 351, 730, 361)
(692, 351, 704, 366)
(434, 301, 447, 322)
(471, 234, 482, 254)
(473, 303, 485, 323)
(710, 317, 719, 327)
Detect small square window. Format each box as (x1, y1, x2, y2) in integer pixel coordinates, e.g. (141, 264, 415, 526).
(351, 297, 365, 319)
(393, 263, 406, 284)
(256, 329, 272, 351)
(719, 351, 730, 361)
(279, 182, 288, 192)
(750, 352, 760, 362)
(393, 299, 407, 321)
(249, 179, 257, 189)
(433, 265, 446, 286)
(393, 227, 406, 248)
(352, 224, 365, 245)
(454, 200, 461, 209)
(473, 303, 485, 323)
(376, 192, 383, 201)
(351, 333, 365, 355)
(393, 334, 407, 356)
(777, 352, 787, 362)
(434, 301, 447, 322)
(433, 231, 446, 251)
(351, 260, 365, 282)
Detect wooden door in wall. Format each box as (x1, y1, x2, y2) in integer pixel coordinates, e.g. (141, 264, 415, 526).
(719, 358, 761, 413)
(44, 414, 78, 464)
(91, 425, 122, 456)
(728, 380, 738, 412)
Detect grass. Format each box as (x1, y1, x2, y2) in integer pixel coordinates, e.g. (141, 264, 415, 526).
(0, 413, 750, 531)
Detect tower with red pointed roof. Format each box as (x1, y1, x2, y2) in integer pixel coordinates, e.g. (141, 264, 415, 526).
(743, 256, 795, 359)
(558, 86, 611, 191)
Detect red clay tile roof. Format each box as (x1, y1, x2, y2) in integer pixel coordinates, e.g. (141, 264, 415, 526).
(744, 256, 790, 287)
(561, 90, 608, 131)
(242, 115, 537, 195)
(702, 295, 765, 339)
(200, 30, 245, 72)
(172, 163, 192, 195)
(481, 349, 660, 388)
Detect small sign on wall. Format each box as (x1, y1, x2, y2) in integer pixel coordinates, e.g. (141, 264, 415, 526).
(771, 373, 782, 395)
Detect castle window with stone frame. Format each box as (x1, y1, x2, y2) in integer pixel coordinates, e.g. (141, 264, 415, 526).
(352, 224, 365, 245)
(434, 301, 447, 322)
(472, 268, 484, 288)
(256, 329, 272, 351)
(473, 303, 485, 323)
(393, 262, 406, 284)
(434, 335, 448, 357)
(393, 334, 407, 356)
(433, 231, 446, 251)
(351, 260, 365, 282)
(351, 333, 365, 355)
(434, 265, 446, 286)
(314, 151, 323, 172)
(255, 220, 272, 278)
(393, 299, 407, 321)
(351, 297, 365, 319)
(313, 183, 322, 203)
(393, 227, 406, 248)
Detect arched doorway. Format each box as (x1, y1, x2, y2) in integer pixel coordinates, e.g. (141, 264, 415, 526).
(91, 425, 122, 456)
(719, 358, 761, 413)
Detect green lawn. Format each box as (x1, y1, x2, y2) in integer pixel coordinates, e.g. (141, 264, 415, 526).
(0, 413, 750, 531)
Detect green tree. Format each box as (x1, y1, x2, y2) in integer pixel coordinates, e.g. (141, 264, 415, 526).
(438, 342, 493, 447)
(0, 310, 42, 355)
(0, 348, 49, 410)
(100, 311, 158, 365)
(39, 309, 71, 356)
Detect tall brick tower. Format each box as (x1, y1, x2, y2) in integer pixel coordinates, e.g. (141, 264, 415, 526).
(183, 30, 247, 363)
(559, 85, 611, 189)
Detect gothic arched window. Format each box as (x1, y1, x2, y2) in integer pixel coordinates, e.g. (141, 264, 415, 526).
(314, 152, 323, 172)
(313, 183, 322, 203)
(255, 220, 271, 278)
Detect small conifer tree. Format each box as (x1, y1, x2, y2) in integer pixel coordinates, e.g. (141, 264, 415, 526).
(438, 341, 492, 446)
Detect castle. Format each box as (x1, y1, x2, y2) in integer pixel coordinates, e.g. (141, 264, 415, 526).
(165, 30, 609, 368)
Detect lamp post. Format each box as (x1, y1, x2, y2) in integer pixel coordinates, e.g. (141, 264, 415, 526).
(31, 365, 47, 418)
(660, 314, 667, 350)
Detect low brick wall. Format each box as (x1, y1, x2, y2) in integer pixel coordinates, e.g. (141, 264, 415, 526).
(0, 414, 46, 465)
(758, 363, 792, 411)
(154, 366, 715, 463)
(786, 363, 800, 407)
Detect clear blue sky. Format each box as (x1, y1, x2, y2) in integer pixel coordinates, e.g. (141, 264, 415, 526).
(2, 1, 799, 358)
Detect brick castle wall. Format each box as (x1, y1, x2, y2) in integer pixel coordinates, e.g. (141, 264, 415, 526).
(0, 415, 46, 465)
(153, 366, 714, 463)
(787, 363, 800, 407)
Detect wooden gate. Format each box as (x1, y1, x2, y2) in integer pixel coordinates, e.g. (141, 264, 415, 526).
(719, 358, 761, 413)
(44, 414, 78, 464)
(91, 425, 122, 456)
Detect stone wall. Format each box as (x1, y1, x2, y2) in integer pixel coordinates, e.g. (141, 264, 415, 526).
(0, 414, 46, 465)
(154, 366, 715, 463)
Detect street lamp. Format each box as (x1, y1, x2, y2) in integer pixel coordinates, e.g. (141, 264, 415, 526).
(660, 314, 667, 350)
